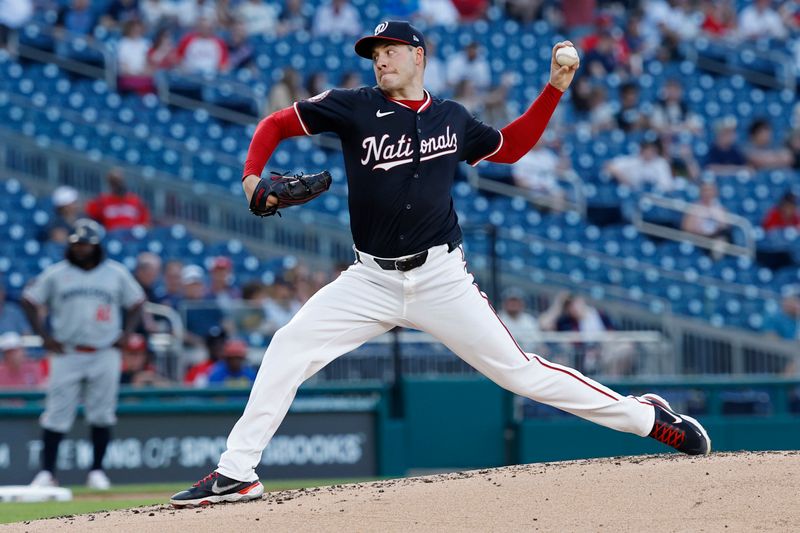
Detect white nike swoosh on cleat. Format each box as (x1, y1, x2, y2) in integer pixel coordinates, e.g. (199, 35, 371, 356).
(376, 110, 395, 117)
(211, 480, 238, 494)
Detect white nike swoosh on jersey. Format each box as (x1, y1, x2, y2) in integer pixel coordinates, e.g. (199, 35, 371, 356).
(376, 110, 395, 117)
(211, 480, 238, 494)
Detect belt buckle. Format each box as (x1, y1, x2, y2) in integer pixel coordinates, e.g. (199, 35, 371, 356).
(395, 258, 411, 272)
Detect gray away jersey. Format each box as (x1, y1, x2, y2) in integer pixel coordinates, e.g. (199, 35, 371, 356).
(23, 259, 145, 348)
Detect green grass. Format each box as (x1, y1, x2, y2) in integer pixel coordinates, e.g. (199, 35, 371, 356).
(0, 478, 381, 525)
(0, 499, 164, 524)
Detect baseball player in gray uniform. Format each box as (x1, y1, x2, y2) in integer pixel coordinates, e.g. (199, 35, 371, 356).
(22, 218, 145, 490)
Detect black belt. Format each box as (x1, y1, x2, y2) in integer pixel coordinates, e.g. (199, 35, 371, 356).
(357, 238, 462, 272)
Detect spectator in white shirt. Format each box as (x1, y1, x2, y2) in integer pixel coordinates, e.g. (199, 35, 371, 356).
(606, 138, 676, 192)
(419, 0, 459, 26)
(422, 39, 447, 95)
(681, 181, 731, 240)
(237, 0, 278, 36)
(140, 0, 176, 28)
(174, 0, 216, 28)
(511, 135, 569, 210)
(176, 16, 229, 75)
(738, 0, 788, 41)
(0, 0, 33, 49)
(446, 41, 491, 92)
(117, 20, 155, 94)
(497, 288, 542, 352)
(312, 0, 362, 37)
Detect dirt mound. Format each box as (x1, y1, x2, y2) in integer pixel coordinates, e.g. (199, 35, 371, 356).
(8, 451, 799, 532)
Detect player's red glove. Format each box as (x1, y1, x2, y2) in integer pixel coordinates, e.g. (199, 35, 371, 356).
(249, 170, 332, 217)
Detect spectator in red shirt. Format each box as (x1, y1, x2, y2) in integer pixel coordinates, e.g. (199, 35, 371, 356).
(86, 168, 151, 231)
(763, 191, 800, 231)
(184, 326, 227, 387)
(451, 0, 487, 22)
(0, 332, 45, 388)
(147, 27, 180, 71)
(175, 16, 229, 75)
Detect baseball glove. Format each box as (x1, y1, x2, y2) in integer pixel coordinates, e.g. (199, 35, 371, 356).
(249, 170, 332, 217)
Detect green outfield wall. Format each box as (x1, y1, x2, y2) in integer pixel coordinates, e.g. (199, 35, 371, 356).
(0, 378, 798, 481)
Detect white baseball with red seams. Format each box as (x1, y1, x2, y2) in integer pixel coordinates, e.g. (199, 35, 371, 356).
(216, 243, 655, 482)
(555, 46, 580, 67)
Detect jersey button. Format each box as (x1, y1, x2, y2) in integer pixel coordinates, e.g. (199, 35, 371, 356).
(413, 173, 419, 178)
(405, 204, 412, 210)
(417, 128, 422, 133)
(399, 235, 405, 240)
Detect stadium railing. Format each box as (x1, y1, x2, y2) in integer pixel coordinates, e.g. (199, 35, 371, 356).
(4, 125, 796, 377)
(633, 193, 756, 258)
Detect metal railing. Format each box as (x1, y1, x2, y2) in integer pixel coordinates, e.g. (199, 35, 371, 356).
(11, 23, 262, 126)
(11, 26, 117, 89)
(154, 71, 262, 127)
(18, 302, 184, 380)
(466, 166, 587, 216)
(176, 298, 799, 380)
(682, 36, 798, 92)
(632, 193, 756, 258)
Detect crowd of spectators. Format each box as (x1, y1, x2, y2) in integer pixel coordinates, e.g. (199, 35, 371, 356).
(2, 1, 800, 390)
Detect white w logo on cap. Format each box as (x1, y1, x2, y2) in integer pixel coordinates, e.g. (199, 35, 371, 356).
(374, 22, 388, 35)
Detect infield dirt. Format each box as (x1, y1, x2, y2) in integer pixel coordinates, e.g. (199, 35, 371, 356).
(5, 451, 798, 532)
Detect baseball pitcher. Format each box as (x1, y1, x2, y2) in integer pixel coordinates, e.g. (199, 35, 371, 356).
(171, 21, 711, 507)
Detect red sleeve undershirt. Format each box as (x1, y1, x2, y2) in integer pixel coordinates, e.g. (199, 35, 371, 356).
(241, 84, 563, 180)
(242, 107, 306, 179)
(487, 83, 563, 164)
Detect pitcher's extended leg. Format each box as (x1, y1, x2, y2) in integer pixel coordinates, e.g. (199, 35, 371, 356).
(409, 250, 654, 436)
(216, 266, 399, 482)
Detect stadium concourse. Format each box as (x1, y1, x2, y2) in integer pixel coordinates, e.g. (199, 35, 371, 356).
(0, 0, 799, 389)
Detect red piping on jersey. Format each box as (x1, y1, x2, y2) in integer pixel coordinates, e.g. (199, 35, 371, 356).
(292, 102, 311, 136)
(485, 83, 563, 164)
(469, 131, 505, 166)
(388, 90, 431, 112)
(242, 107, 306, 180)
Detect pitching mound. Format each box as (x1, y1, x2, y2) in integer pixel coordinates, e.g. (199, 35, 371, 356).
(10, 451, 799, 532)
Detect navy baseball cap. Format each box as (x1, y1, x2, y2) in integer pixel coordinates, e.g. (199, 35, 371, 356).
(354, 20, 426, 59)
(69, 218, 105, 245)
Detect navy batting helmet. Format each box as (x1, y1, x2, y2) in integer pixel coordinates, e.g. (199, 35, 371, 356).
(68, 218, 105, 245)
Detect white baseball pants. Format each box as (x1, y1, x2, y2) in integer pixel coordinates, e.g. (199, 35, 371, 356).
(217, 244, 655, 482)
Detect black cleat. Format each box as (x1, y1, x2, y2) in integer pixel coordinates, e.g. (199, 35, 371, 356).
(170, 471, 264, 508)
(644, 393, 711, 456)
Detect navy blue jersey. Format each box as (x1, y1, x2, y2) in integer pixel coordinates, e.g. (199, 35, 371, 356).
(295, 87, 502, 257)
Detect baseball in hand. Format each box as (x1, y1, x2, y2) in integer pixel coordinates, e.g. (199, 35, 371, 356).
(555, 46, 579, 67)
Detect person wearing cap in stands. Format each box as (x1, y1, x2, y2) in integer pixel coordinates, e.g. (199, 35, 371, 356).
(206, 339, 256, 387)
(181, 265, 231, 359)
(119, 333, 169, 387)
(0, 331, 45, 388)
(21, 218, 145, 490)
(184, 325, 228, 387)
(45, 185, 83, 244)
(209, 256, 241, 311)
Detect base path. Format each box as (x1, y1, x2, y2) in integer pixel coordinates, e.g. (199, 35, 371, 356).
(9, 451, 799, 532)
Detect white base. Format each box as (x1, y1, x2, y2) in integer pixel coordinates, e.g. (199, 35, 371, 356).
(0, 486, 73, 502)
